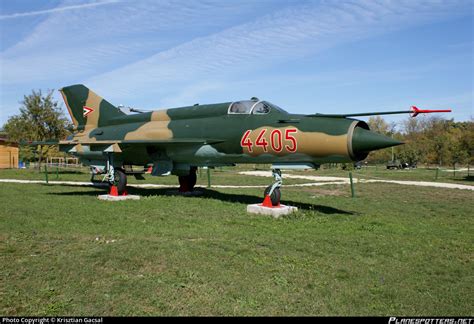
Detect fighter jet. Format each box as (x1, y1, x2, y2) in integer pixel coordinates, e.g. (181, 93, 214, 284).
(48, 84, 450, 205)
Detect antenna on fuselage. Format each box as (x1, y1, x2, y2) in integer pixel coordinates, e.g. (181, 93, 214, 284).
(117, 104, 151, 114)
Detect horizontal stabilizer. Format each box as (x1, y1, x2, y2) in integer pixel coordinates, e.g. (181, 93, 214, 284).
(20, 140, 59, 146)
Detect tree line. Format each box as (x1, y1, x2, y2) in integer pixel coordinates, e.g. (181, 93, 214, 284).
(1, 90, 473, 167)
(366, 116, 473, 167)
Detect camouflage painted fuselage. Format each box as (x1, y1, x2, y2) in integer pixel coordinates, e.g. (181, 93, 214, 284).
(59, 85, 399, 175)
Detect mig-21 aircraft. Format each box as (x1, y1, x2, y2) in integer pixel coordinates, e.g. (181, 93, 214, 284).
(36, 84, 450, 205)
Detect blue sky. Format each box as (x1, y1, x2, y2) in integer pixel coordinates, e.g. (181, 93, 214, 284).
(0, 0, 472, 128)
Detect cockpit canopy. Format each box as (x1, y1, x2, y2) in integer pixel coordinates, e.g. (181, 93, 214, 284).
(228, 100, 287, 115)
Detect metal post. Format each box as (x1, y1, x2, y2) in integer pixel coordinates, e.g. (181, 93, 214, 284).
(207, 167, 211, 188)
(56, 165, 59, 179)
(44, 164, 49, 184)
(349, 172, 355, 198)
(435, 168, 439, 181)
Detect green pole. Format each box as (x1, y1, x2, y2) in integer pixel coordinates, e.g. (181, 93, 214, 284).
(56, 165, 59, 179)
(207, 167, 211, 188)
(349, 172, 355, 198)
(44, 164, 49, 184)
(435, 168, 439, 181)
(453, 164, 456, 179)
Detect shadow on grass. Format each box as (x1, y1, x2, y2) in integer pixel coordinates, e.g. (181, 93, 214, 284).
(48, 185, 356, 215)
(461, 175, 474, 182)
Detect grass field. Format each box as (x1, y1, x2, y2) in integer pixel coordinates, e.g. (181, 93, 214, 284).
(0, 167, 473, 316)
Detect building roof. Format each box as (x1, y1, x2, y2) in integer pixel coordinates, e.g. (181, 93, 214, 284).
(0, 134, 19, 146)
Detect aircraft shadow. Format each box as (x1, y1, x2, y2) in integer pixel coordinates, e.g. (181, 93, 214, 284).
(48, 185, 355, 215)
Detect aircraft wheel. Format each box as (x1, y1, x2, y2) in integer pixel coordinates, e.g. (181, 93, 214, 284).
(189, 167, 197, 189)
(112, 168, 127, 195)
(264, 186, 281, 206)
(178, 175, 190, 192)
(178, 168, 197, 192)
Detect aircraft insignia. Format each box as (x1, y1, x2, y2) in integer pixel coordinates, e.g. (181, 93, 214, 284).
(83, 106, 94, 117)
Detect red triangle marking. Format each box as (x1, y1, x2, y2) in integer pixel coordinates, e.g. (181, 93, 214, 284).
(83, 106, 94, 117)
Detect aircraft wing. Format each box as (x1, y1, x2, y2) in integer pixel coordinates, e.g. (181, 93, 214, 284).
(307, 106, 452, 118)
(21, 138, 225, 148)
(57, 138, 225, 146)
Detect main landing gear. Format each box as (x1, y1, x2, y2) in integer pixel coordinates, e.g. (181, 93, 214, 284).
(105, 153, 127, 196)
(262, 169, 282, 207)
(178, 166, 197, 192)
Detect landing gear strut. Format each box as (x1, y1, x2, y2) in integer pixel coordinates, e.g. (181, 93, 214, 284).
(111, 168, 127, 195)
(262, 169, 282, 207)
(105, 152, 127, 195)
(178, 166, 197, 192)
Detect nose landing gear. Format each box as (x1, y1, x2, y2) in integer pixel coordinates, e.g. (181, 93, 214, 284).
(262, 169, 282, 207)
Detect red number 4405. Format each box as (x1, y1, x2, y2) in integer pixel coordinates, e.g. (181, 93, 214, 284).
(240, 129, 297, 153)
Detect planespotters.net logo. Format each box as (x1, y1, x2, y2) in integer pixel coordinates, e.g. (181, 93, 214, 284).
(389, 318, 473, 324)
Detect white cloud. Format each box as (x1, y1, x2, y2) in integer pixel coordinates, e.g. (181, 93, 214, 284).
(0, 0, 282, 84)
(85, 0, 470, 104)
(0, 0, 119, 20)
(0, 0, 471, 123)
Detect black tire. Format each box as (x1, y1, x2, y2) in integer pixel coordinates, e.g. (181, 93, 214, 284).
(189, 167, 197, 189)
(112, 168, 127, 195)
(264, 186, 281, 206)
(178, 175, 189, 192)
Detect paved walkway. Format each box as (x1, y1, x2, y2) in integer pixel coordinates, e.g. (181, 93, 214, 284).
(238, 171, 474, 191)
(0, 178, 344, 189)
(1, 173, 473, 191)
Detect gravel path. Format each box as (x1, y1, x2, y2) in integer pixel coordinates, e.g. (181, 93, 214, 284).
(238, 171, 474, 191)
(1, 173, 473, 191)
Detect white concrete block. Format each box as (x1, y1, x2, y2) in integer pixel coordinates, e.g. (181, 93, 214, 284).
(98, 194, 141, 201)
(247, 204, 298, 218)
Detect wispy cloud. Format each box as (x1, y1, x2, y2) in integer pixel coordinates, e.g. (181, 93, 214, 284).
(86, 0, 470, 104)
(0, 0, 119, 20)
(1, 0, 277, 83)
(0, 0, 471, 123)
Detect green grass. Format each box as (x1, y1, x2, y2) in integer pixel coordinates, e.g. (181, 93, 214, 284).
(0, 169, 473, 316)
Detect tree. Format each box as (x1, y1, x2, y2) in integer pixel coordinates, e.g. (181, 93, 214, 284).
(3, 90, 72, 166)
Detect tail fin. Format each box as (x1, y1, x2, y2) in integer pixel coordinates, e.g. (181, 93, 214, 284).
(59, 84, 125, 130)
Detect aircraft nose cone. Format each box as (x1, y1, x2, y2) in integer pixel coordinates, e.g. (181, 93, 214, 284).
(352, 127, 404, 153)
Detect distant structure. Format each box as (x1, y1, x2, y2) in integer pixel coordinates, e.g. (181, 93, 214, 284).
(0, 132, 19, 169)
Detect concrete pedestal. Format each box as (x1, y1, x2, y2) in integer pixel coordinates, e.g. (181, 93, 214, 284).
(98, 194, 141, 201)
(247, 204, 298, 218)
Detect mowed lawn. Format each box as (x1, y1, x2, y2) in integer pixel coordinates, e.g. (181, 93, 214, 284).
(0, 170, 473, 316)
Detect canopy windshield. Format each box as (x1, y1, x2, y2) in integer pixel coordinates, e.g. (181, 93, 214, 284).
(228, 100, 287, 115)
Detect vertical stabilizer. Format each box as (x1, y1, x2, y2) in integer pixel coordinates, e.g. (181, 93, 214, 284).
(59, 84, 125, 130)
